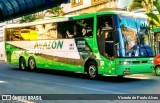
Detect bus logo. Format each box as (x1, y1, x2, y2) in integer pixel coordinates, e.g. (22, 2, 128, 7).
(69, 43, 74, 50)
(2, 95, 11, 100)
(34, 40, 63, 49)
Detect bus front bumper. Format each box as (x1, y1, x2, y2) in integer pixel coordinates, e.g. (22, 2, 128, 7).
(116, 64, 154, 76)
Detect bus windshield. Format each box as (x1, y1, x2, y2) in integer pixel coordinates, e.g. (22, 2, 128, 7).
(117, 15, 154, 57)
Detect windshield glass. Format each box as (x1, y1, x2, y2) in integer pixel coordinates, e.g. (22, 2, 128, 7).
(117, 15, 153, 57)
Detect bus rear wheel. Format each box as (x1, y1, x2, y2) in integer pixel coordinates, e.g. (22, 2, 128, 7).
(155, 66, 160, 76)
(28, 57, 36, 70)
(86, 62, 97, 79)
(19, 57, 26, 70)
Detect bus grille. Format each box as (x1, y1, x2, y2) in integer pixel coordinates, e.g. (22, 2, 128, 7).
(132, 61, 148, 64)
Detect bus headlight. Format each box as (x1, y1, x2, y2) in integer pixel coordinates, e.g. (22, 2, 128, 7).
(148, 60, 154, 63)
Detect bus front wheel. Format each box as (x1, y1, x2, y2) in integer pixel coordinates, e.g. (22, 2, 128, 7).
(28, 57, 36, 70)
(86, 62, 97, 79)
(19, 57, 26, 70)
(155, 66, 160, 76)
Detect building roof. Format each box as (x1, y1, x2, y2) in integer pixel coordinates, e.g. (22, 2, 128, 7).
(0, 0, 69, 22)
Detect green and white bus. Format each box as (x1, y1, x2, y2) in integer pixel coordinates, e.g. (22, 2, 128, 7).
(4, 11, 154, 79)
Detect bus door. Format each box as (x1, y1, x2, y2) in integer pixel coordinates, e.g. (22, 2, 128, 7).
(104, 31, 114, 59)
(97, 15, 115, 59)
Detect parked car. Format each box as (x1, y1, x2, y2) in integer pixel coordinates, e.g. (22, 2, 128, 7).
(154, 54, 160, 76)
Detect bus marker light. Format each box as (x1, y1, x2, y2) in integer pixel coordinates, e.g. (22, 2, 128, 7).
(112, 68, 115, 70)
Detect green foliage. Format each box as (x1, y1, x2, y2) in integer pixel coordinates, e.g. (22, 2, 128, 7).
(128, 2, 143, 11)
(19, 6, 64, 23)
(20, 14, 38, 23)
(153, 0, 160, 14)
(129, 0, 154, 12)
(147, 12, 160, 23)
(129, 0, 160, 25)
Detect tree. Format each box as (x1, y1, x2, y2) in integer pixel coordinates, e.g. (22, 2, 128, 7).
(19, 14, 37, 23)
(47, 6, 64, 16)
(129, 0, 160, 54)
(19, 6, 64, 23)
(128, 0, 160, 25)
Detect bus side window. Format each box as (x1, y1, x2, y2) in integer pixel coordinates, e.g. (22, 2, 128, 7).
(57, 18, 93, 39)
(74, 18, 93, 38)
(81, 18, 93, 38)
(66, 30, 74, 38)
(57, 21, 74, 39)
(6, 28, 23, 41)
(57, 32, 63, 39)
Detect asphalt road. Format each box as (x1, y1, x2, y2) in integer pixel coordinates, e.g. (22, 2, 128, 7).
(0, 61, 160, 103)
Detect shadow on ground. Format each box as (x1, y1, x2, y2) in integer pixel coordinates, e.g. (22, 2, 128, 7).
(10, 67, 156, 83)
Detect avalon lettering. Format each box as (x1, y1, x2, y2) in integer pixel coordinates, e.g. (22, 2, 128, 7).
(34, 40, 63, 49)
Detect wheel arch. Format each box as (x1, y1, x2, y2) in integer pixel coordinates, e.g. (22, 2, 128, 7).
(84, 58, 98, 72)
(19, 56, 26, 64)
(28, 56, 36, 61)
(154, 65, 160, 70)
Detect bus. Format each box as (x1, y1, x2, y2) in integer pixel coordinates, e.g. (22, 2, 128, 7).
(4, 11, 154, 79)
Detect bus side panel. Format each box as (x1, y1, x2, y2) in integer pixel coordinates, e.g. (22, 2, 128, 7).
(5, 38, 95, 73)
(5, 42, 21, 66)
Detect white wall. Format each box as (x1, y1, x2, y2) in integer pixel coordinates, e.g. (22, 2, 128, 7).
(0, 22, 6, 61)
(117, 0, 133, 9)
(0, 22, 5, 41)
(61, 1, 91, 13)
(0, 42, 5, 61)
(62, 0, 134, 13)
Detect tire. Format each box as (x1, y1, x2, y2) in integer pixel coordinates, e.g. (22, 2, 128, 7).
(117, 75, 124, 78)
(19, 57, 26, 70)
(155, 66, 160, 76)
(28, 57, 36, 70)
(86, 62, 97, 79)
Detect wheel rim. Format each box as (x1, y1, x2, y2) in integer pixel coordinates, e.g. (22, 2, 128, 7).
(21, 61, 25, 70)
(88, 65, 96, 78)
(20, 59, 25, 70)
(29, 59, 35, 70)
(155, 66, 160, 75)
